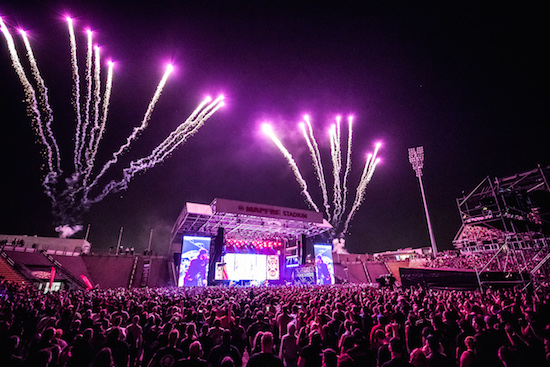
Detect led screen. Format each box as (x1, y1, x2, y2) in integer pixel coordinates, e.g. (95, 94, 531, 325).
(178, 236, 211, 287)
(314, 244, 334, 285)
(223, 253, 275, 282)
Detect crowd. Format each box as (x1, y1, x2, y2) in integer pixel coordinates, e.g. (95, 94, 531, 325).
(423, 249, 550, 275)
(1, 280, 550, 367)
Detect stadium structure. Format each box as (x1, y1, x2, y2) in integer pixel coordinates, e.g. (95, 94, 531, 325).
(1, 165, 549, 291)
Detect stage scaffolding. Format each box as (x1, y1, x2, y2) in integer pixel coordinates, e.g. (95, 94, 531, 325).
(453, 165, 550, 289)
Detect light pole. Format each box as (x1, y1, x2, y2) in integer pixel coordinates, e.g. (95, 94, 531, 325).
(408, 146, 438, 257)
(115, 227, 124, 256)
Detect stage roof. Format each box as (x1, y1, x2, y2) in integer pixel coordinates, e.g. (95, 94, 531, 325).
(170, 198, 332, 244)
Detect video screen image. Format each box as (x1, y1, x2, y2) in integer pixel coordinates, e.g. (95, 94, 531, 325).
(314, 244, 334, 285)
(178, 236, 211, 287)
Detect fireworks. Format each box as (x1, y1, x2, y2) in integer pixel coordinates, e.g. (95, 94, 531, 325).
(262, 123, 319, 212)
(1, 16, 223, 237)
(263, 116, 380, 239)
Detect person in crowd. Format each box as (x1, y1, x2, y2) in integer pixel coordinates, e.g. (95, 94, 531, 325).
(409, 348, 427, 367)
(127, 315, 144, 367)
(207, 330, 242, 367)
(5, 335, 24, 367)
(148, 329, 184, 367)
(246, 310, 271, 351)
(424, 335, 453, 367)
(382, 338, 414, 367)
(179, 323, 198, 358)
(458, 336, 475, 367)
(91, 347, 116, 367)
(175, 341, 207, 367)
(246, 331, 284, 367)
(2, 280, 550, 367)
(67, 328, 95, 367)
(198, 324, 215, 359)
(229, 317, 247, 356)
(104, 327, 129, 367)
(279, 323, 299, 367)
(250, 331, 265, 356)
(298, 330, 323, 367)
(208, 319, 226, 347)
(346, 329, 375, 367)
(322, 348, 337, 367)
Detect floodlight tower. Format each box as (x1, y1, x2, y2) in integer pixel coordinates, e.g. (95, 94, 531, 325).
(408, 146, 438, 257)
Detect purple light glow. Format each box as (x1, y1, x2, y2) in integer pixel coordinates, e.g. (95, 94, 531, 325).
(261, 123, 274, 135)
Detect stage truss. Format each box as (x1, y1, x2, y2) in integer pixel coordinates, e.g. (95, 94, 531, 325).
(453, 165, 550, 288)
(170, 199, 332, 246)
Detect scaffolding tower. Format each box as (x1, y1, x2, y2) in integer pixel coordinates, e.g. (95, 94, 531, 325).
(453, 164, 550, 288)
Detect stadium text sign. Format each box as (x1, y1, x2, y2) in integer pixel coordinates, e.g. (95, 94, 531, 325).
(214, 198, 323, 223)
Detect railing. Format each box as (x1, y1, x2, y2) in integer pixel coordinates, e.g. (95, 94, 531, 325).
(128, 256, 140, 288)
(41, 251, 87, 289)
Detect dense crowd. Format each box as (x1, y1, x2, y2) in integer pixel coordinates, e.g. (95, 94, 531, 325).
(423, 249, 550, 276)
(1, 280, 550, 367)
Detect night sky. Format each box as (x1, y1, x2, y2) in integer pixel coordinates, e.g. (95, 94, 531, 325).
(0, 1, 547, 255)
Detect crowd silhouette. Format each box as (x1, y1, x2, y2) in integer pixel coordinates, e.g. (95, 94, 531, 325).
(1, 280, 550, 367)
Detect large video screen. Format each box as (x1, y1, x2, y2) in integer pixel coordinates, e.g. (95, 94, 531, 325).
(221, 253, 280, 282)
(178, 236, 211, 287)
(314, 244, 334, 285)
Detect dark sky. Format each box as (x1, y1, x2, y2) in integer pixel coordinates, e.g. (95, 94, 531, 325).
(0, 1, 547, 255)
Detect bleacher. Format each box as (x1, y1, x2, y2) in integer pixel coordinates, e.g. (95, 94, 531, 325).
(364, 261, 391, 283)
(81, 255, 139, 288)
(0, 255, 26, 284)
(0, 247, 172, 289)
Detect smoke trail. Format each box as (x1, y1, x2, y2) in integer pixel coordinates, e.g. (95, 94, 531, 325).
(67, 18, 84, 173)
(81, 30, 93, 169)
(20, 30, 62, 175)
(339, 116, 353, 225)
(303, 116, 331, 222)
(147, 97, 224, 163)
(86, 64, 173, 194)
(139, 97, 217, 164)
(2, 16, 225, 238)
(299, 121, 330, 220)
(265, 114, 381, 242)
(342, 153, 372, 234)
(342, 143, 381, 234)
(342, 158, 379, 233)
(329, 123, 343, 226)
(334, 116, 345, 226)
(84, 60, 114, 184)
(55, 224, 83, 239)
(86, 97, 224, 203)
(148, 97, 214, 156)
(83, 45, 102, 175)
(1, 19, 59, 207)
(262, 124, 320, 212)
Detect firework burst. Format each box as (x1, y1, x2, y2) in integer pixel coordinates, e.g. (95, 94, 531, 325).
(263, 115, 380, 242)
(1, 16, 223, 237)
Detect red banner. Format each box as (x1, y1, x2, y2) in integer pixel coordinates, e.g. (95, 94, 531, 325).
(80, 274, 93, 290)
(49, 267, 56, 291)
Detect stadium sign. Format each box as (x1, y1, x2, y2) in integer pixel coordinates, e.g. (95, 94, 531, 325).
(213, 198, 323, 223)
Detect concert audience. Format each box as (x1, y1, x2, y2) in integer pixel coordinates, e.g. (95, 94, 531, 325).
(422, 248, 550, 275)
(1, 280, 550, 367)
